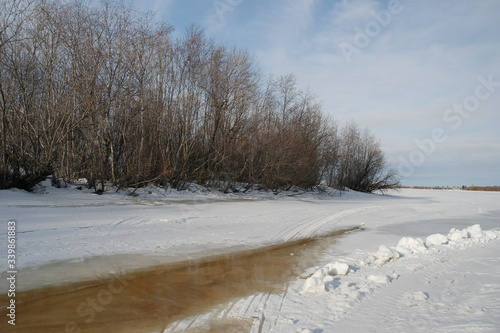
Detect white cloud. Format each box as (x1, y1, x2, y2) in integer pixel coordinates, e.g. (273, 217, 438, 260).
(132, 0, 500, 185)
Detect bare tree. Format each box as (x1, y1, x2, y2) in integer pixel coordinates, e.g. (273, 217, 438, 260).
(331, 122, 400, 192)
(0, 0, 399, 193)
(0, 0, 37, 189)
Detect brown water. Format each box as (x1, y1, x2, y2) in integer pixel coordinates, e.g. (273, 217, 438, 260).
(0, 227, 360, 333)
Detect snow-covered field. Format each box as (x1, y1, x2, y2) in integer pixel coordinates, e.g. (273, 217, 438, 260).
(240, 224, 500, 333)
(1, 183, 499, 332)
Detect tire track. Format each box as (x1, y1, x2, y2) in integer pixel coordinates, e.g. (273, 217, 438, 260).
(270, 206, 366, 242)
(271, 204, 409, 242)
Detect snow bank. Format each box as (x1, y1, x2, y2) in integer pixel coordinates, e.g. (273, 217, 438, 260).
(298, 224, 500, 332)
(303, 224, 500, 294)
(447, 224, 499, 246)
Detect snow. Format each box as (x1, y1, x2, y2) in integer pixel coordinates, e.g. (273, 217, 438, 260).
(425, 233, 449, 246)
(1, 184, 500, 332)
(303, 276, 325, 294)
(373, 244, 401, 263)
(395, 236, 428, 255)
(325, 261, 350, 276)
(231, 222, 500, 333)
(294, 224, 500, 331)
(402, 291, 429, 307)
(367, 274, 392, 284)
(300, 224, 500, 314)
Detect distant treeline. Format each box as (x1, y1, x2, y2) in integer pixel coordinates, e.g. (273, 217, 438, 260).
(465, 186, 500, 192)
(399, 186, 457, 190)
(400, 186, 500, 192)
(0, 0, 399, 193)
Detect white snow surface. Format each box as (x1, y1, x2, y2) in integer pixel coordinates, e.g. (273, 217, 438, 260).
(1, 183, 500, 332)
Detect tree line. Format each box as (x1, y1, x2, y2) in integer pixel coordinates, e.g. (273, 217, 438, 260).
(0, 0, 399, 193)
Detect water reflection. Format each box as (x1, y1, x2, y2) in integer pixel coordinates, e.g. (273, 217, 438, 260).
(0, 227, 360, 333)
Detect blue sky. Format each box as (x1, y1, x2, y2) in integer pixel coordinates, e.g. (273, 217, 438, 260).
(130, 0, 500, 187)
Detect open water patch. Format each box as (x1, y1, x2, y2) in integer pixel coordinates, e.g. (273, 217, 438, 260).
(0, 227, 361, 333)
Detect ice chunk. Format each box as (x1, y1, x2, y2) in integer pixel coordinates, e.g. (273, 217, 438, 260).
(312, 267, 329, 279)
(323, 275, 334, 283)
(447, 228, 465, 242)
(395, 237, 427, 255)
(303, 276, 325, 294)
(448, 225, 496, 244)
(484, 230, 499, 240)
(323, 275, 336, 291)
(374, 245, 401, 262)
(426, 233, 449, 246)
(326, 262, 350, 276)
(466, 224, 483, 238)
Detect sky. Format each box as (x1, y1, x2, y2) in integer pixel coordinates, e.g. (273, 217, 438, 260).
(129, 0, 500, 187)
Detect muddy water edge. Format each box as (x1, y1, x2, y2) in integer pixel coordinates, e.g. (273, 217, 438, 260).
(0, 227, 361, 333)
